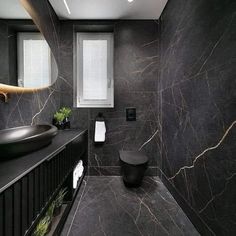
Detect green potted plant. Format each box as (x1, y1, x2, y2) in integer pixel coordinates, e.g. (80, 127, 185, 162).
(45, 202, 55, 232)
(53, 111, 65, 129)
(34, 216, 50, 236)
(53, 188, 67, 216)
(59, 107, 72, 129)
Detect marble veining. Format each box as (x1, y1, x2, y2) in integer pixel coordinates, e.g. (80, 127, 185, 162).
(59, 21, 160, 176)
(169, 120, 236, 180)
(30, 89, 56, 125)
(0, 1, 235, 234)
(62, 177, 199, 236)
(0, 0, 62, 129)
(158, 0, 236, 235)
(138, 128, 159, 151)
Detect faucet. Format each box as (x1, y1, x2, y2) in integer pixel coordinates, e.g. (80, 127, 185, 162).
(0, 91, 9, 103)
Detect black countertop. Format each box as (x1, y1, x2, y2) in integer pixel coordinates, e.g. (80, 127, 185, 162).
(0, 129, 87, 193)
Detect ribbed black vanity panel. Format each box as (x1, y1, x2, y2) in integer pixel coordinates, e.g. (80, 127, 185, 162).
(34, 168, 40, 216)
(4, 187, 13, 236)
(45, 161, 49, 202)
(21, 176, 28, 235)
(13, 182, 21, 236)
(39, 164, 44, 209)
(28, 172, 34, 224)
(47, 161, 52, 200)
(52, 158, 56, 194)
(0, 130, 88, 236)
(57, 156, 60, 185)
(0, 194, 4, 235)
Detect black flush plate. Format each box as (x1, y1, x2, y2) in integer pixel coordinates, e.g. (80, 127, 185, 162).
(126, 107, 136, 121)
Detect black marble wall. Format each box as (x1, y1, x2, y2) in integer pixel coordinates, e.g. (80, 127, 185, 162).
(60, 20, 160, 175)
(0, 3, 160, 176)
(0, 21, 9, 85)
(0, 0, 61, 129)
(21, 0, 60, 63)
(2, 1, 235, 233)
(159, 0, 236, 235)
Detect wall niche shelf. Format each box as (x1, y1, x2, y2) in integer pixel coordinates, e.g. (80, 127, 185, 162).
(0, 129, 88, 236)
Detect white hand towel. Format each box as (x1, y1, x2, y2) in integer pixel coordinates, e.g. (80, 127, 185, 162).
(77, 160, 84, 177)
(73, 168, 78, 189)
(78, 165, 84, 178)
(94, 121, 106, 142)
(78, 160, 83, 167)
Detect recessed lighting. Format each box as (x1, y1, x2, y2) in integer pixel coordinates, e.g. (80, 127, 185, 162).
(128, 0, 134, 3)
(63, 0, 71, 14)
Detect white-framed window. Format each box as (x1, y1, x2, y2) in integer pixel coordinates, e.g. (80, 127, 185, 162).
(74, 33, 114, 108)
(17, 32, 52, 88)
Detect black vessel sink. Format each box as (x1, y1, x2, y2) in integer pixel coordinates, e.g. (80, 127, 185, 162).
(0, 124, 58, 160)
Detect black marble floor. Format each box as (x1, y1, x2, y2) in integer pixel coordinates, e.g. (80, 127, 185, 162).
(61, 177, 199, 236)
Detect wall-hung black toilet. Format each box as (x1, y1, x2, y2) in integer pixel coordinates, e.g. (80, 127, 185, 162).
(119, 151, 148, 187)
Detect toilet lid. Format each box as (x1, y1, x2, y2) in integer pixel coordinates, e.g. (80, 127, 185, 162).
(119, 151, 148, 165)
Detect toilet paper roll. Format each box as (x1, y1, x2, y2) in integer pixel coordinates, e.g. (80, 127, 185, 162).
(94, 121, 106, 142)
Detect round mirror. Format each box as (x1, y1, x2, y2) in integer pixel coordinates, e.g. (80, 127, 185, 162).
(0, 0, 58, 89)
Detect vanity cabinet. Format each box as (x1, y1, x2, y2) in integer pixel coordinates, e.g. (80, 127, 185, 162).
(0, 130, 88, 236)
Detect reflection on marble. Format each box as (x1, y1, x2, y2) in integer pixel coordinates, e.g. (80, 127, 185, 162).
(0, 87, 60, 129)
(62, 176, 199, 236)
(158, 0, 236, 235)
(21, 0, 60, 62)
(59, 21, 160, 175)
(0, 0, 62, 129)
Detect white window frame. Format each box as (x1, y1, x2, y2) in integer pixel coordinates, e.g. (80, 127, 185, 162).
(17, 32, 52, 88)
(74, 32, 114, 108)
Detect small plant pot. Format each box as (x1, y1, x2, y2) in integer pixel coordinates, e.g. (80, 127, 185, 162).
(63, 117, 71, 129)
(52, 118, 65, 130)
(56, 123, 65, 130)
(53, 205, 62, 217)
